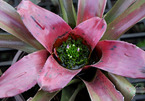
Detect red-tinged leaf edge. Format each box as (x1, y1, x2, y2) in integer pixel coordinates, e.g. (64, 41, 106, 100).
(107, 73, 136, 101)
(102, 0, 145, 40)
(105, 0, 136, 24)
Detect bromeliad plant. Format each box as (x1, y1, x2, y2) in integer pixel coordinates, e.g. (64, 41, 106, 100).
(0, 0, 145, 100)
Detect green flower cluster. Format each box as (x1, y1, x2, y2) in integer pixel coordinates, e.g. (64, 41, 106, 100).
(56, 37, 90, 69)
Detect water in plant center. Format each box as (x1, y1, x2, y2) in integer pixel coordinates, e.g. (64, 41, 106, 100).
(56, 37, 90, 70)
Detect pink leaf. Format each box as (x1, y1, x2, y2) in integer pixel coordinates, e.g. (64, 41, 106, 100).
(0, 50, 48, 98)
(37, 55, 81, 92)
(83, 70, 124, 101)
(77, 0, 107, 25)
(17, 0, 72, 53)
(91, 40, 145, 78)
(73, 17, 107, 51)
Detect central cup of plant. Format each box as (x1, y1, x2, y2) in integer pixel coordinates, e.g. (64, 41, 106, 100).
(55, 37, 90, 70)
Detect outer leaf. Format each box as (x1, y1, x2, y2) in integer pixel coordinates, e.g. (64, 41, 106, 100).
(107, 73, 136, 101)
(105, 0, 136, 24)
(0, 50, 48, 98)
(0, 33, 37, 53)
(73, 17, 107, 51)
(17, 0, 72, 53)
(102, 0, 145, 40)
(0, 0, 43, 49)
(82, 70, 123, 101)
(91, 40, 145, 78)
(30, 0, 41, 4)
(37, 55, 81, 92)
(61, 82, 84, 101)
(59, 0, 76, 28)
(51, 0, 59, 6)
(77, 0, 107, 25)
(30, 89, 58, 101)
(61, 86, 76, 101)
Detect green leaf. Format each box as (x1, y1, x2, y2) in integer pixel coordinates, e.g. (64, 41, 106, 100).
(105, 0, 136, 24)
(102, 0, 145, 40)
(61, 82, 85, 101)
(137, 39, 145, 47)
(0, 0, 43, 50)
(61, 85, 76, 101)
(30, 89, 59, 101)
(66, 79, 81, 87)
(0, 69, 2, 75)
(107, 73, 136, 101)
(0, 33, 37, 53)
(59, 0, 76, 28)
(30, 0, 41, 4)
(51, 0, 59, 6)
(4, 0, 41, 5)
